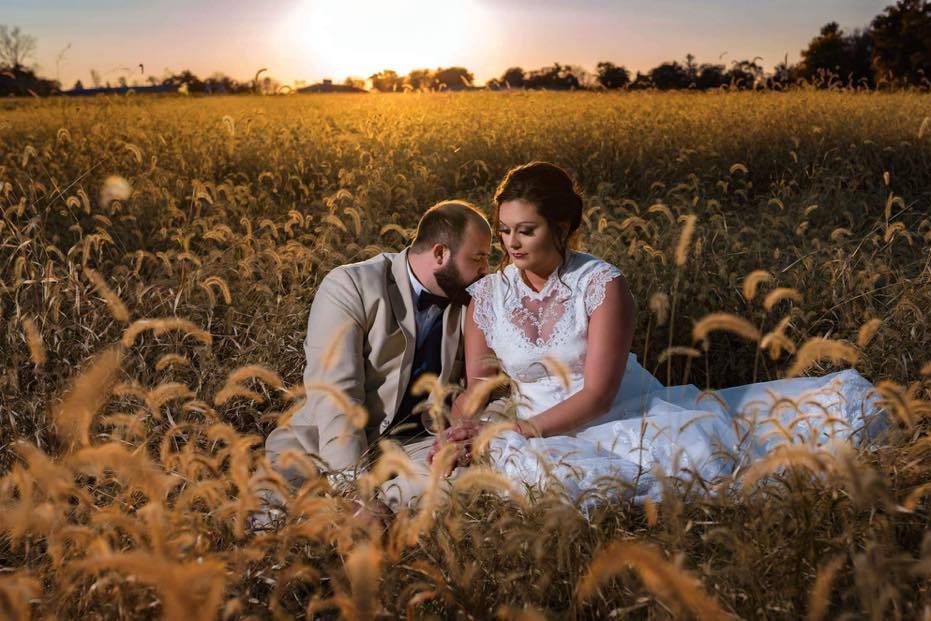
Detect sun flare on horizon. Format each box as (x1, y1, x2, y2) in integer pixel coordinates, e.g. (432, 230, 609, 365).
(279, 0, 490, 82)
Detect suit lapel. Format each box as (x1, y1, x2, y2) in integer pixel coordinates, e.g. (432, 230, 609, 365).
(439, 303, 463, 384)
(388, 248, 417, 415)
(388, 248, 464, 411)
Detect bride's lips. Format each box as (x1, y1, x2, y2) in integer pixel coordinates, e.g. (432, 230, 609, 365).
(510, 252, 527, 259)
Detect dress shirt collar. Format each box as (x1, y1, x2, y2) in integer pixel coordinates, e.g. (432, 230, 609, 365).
(407, 259, 428, 301)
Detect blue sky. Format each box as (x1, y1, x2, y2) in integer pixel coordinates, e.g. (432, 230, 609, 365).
(2, 0, 892, 87)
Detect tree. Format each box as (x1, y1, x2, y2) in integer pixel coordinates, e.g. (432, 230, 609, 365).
(406, 68, 434, 91)
(696, 63, 727, 89)
(648, 61, 690, 90)
(204, 72, 249, 94)
(770, 56, 800, 89)
(800, 22, 845, 80)
(797, 22, 873, 87)
(871, 0, 931, 87)
(343, 76, 366, 90)
(162, 70, 205, 92)
(72, 79, 84, 91)
(845, 28, 875, 88)
(500, 66, 525, 88)
(595, 61, 631, 89)
(369, 69, 402, 92)
(724, 59, 765, 89)
(0, 25, 36, 70)
(0, 65, 58, 96)
(90, 69, 101, 88)
(434, 66, 473, 90)
(524, 63, 581, 90)
(685, 53, 699, 84)
(628, 71, 653, 90)
(566, 64, 596, 88)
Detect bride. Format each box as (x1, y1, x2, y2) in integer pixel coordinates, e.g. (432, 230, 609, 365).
(429, 161, 886, 506)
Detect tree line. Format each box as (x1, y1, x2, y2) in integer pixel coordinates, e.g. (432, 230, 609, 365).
(2, 0, 930, 96)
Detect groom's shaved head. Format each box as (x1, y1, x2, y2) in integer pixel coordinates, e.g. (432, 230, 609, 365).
(411, 200, 490, 254)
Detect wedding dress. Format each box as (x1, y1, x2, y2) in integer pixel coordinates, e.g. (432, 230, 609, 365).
(465, 251, 886, 507)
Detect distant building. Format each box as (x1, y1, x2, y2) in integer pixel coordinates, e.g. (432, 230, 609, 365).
(65, 84, 176, 96)
(297, 79, 367, 94)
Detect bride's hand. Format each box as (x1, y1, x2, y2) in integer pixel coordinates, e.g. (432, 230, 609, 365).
(426, 439, 473, 474)
(446, 417, 484, 443)
(426, 418, 484, 468)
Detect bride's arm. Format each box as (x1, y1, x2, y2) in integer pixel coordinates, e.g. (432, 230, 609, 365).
(450, 297, 498, 421)
(429, 298, 497, 468)
(520, 275, 636, 438)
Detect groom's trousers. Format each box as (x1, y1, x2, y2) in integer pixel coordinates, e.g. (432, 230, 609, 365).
(377, 436, 464, 512)
(376, 398, 510, 511)
(256, 399, 509, 524)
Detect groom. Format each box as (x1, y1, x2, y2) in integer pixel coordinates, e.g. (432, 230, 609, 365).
(264, 199, 491, 513)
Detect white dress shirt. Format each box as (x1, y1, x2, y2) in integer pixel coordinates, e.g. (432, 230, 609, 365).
(407, 261, 444, 349)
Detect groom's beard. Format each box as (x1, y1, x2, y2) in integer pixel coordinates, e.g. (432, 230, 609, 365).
(434, 260, 473, 307)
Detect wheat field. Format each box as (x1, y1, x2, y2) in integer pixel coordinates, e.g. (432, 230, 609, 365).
(1, 90, 930, 619)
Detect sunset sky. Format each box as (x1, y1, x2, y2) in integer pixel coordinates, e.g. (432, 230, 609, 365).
(5, 0, 891, 88)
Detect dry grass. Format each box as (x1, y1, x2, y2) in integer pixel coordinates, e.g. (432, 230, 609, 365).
(0, 90, 929, 619)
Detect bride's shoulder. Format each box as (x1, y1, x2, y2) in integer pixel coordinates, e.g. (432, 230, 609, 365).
(465, 269, 508, 299)
(568, 253, 627, 314)
(568, 252, 624, 281)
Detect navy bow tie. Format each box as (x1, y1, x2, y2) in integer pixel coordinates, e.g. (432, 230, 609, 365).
(417, 290, 449, 312)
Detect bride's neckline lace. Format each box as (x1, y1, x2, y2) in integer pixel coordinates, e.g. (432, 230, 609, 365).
(506, 251, 578, 301)
(467, 251, 622, 354)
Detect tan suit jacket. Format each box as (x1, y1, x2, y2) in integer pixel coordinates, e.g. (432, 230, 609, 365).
(265, 248, 465, 479)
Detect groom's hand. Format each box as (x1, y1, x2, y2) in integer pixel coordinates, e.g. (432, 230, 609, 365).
(426, 418, 485, 469)
(427, 442, 472, 477)
(446, 417, 484, 443)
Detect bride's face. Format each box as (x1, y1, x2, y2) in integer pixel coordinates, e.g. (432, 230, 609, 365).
(497, 199, 563, 273)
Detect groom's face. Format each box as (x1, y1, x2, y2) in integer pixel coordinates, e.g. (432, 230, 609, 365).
(435, 222, 491, 305)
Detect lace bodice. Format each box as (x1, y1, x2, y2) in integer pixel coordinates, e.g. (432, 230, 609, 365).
(466, 252, 624, 398)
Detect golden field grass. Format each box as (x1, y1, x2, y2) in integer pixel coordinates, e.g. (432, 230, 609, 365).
(0, 90, 930, 619)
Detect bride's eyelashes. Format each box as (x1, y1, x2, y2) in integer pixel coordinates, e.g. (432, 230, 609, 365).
(498, 226, 537, 237)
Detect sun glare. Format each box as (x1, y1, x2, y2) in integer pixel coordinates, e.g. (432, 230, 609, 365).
(280, 0, 486, 82)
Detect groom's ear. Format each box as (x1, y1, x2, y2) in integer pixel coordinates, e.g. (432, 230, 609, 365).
(431, 242, 449, 265)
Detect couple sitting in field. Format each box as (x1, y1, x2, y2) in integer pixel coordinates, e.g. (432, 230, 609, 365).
(264, 161, 884, 524)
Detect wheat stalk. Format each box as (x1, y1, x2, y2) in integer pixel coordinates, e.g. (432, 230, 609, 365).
(674, 214, 698, 266)
(84, 267, 130, 322)
(648, 291, 670, 327)
(856, 318, 882, 348)
(762, 287, 803, 312)
(122, 318, 212, 347)
(21, 316, 46, 365)
(461, 374, 512, 418)
(807, 556, 845, 621)
(305, 382, 369, 429)
(785, 337, 859, 378)
(692, 312, 761, 343)
(155, 353, 190, 371)
(742, 270, 772, 301)
(451, 467, 529, 510)
(51, 345, 123, 452)
(576, 539, 729, 620)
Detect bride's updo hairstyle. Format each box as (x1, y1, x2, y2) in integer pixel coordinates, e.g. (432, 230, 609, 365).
(492, 161, 584, 270)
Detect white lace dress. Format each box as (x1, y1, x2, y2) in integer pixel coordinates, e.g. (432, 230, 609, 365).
(465, 251, 886, 507)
